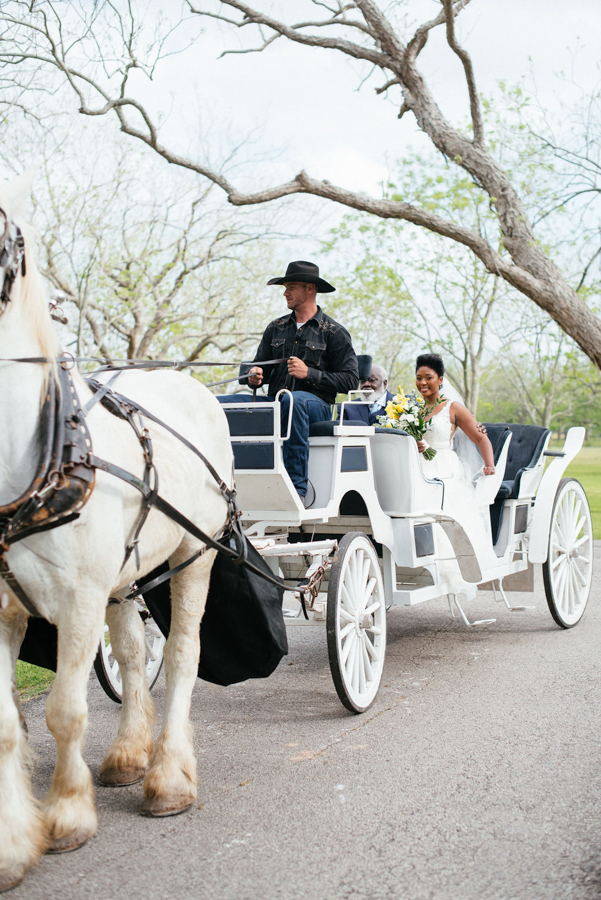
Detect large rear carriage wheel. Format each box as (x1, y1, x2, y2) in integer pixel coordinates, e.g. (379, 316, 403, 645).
(327, 533, 386, 713)
(94, 604, 166, 703)
(543, 478, 593, 628)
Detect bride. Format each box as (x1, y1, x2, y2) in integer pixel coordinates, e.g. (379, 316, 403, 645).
(414, 353, 495, 481)
(413, 353, 498, 592)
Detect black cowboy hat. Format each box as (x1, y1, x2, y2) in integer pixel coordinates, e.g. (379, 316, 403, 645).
(267, 260, 335, 293)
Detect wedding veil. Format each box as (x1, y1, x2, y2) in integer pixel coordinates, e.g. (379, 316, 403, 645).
(441, 379, 485, 485)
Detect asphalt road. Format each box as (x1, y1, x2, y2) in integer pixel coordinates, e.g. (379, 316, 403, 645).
(13, 543, 601, 900)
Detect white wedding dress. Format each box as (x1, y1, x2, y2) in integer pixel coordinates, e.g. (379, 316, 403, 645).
(418, 402, 492, 594)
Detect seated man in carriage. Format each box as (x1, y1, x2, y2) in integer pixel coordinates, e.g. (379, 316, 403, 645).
(342, 362, 394, 425)
(248, 261, 358, 504)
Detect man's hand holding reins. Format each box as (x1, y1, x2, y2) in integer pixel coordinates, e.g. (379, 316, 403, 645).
(248, 366, 263, 386)
(287, 357, 308, 379)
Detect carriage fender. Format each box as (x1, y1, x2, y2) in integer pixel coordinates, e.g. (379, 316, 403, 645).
(527, 426, 585, 564)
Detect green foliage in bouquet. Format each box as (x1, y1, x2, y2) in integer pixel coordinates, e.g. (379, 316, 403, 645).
(377, 389, 446, 460)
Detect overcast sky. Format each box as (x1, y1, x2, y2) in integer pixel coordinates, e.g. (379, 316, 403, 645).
(130, 0, 601, 201)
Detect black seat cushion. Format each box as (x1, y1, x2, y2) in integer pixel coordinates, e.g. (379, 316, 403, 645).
(483, 423, 550, 500)
(373, 427, 408, 436)
(483, 423, 550, 545)
(217, 393, 257, 404)
(481, 424, 511, 465)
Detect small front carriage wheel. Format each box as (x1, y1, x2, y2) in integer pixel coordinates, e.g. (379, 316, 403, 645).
(94, 605, 166, 703)
(542, 478, 593, 628)
(327, 532, 387, 713)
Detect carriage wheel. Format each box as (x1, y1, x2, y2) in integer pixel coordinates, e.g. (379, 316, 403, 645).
(94, 605, 166, 703)
(542, 478, 593, 629)
(326, 532, 387, 713)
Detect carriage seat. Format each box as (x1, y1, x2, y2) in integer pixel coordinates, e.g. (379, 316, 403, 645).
(216, 393, 255, 404)
(309, 421, 408, 437)
(483, 423, 550, 546)
(487, 424, 551, 500)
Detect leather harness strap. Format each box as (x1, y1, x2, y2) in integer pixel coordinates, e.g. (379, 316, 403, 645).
(0, 363, 95, 616)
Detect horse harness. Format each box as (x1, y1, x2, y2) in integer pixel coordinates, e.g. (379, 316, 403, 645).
(0, 216, 292, 619)
(0, 358, 251, 619)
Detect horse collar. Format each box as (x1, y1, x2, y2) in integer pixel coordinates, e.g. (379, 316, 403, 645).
(0, 364, 96, 616)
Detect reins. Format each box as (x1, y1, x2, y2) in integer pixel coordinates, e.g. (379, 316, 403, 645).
(0, 356, 294, 618)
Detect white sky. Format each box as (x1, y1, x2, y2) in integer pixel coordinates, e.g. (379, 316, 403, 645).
(131, 0, 601, 201)
(102, 0, 599, 264)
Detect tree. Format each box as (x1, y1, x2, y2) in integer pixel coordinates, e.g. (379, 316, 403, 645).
(0, 110, 275, 365)
(324, 150, 518, 411)
(0, 1, 600, 367)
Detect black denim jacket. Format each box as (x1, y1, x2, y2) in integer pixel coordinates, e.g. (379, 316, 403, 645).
(252, 307, 359, 404)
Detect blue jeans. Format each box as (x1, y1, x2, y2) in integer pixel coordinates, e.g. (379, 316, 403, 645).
(270, 391, 331, 495)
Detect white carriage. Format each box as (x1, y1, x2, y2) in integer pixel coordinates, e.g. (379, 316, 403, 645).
(216, 390, 593, 713)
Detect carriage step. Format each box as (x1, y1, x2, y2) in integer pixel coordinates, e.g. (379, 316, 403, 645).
(448, 594, 496, 628)
(492, 581, 535, 612)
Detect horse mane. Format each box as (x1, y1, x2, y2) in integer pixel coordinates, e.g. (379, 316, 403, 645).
(18, 223, 59, 361)
(16, 223, 59, 401)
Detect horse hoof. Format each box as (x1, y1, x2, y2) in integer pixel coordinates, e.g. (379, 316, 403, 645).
(0, 864, 27, 893)
(140, 795, 194, 818)
(98, 767, 146, 787)
(46, 833, 89, 854)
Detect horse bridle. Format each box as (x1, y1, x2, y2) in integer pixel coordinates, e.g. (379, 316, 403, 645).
(0, 208, 26, 313)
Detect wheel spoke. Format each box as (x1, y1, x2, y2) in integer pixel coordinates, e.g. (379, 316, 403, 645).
(364, 600, 381, 618)
(339, 621, 355, 641)
(360, 576, 377, 612)
(360, 636, 373, 682)
(571, 514, 585, 541)
(338, 607, 354, 624)
(341, 581, 356, 613)
(350, 548, 363, 600)
(364, 633, 379, 662)
(357, 645, 367, 694)
(573, 561, 588, 587)
(341, 630, 355, 667)
(350, 641, 360, 692)
(565, 568, 575, 616)
(573, 534, 591, 550)
(360, 555, 370, 595)
(555, 512, 569, 549)
(551, 552, 565, 571)
(554, 561, 568, 610)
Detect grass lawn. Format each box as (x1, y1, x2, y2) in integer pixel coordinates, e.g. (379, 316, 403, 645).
(563, 445, 601, 539)
(16, 661, 54, 701)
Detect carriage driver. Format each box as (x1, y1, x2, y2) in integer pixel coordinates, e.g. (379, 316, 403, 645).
(248, 261, 359, 505)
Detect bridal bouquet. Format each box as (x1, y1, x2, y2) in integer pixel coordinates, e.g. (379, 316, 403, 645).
(377, 389, 445, 461)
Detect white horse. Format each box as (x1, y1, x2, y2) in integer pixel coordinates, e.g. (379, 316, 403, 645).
(0, 176, 233, 891)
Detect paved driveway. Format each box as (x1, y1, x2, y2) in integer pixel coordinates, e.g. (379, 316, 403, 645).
(13, 543, 601, 900)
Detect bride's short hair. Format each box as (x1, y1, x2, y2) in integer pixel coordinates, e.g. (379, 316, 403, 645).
(416, 353, 444, 377)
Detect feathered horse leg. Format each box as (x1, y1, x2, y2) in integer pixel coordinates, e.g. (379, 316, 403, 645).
(141, 545, 214, 817)
(99, 599, 155, 786)
(0, 601, 47, 891)
(42, 596, 106, 853)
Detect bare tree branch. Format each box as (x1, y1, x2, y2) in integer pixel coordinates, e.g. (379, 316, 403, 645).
(0, 0, 600, 367)
(442, 0, 483, 146)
